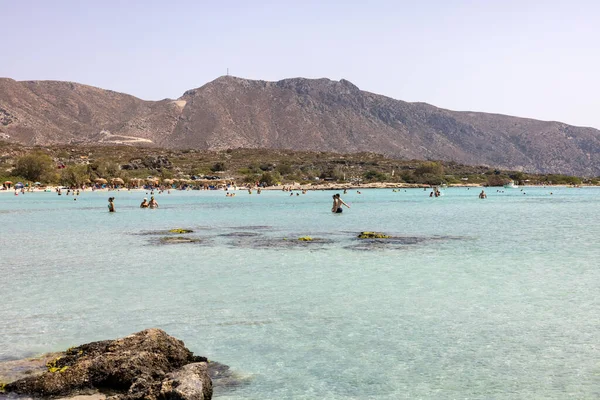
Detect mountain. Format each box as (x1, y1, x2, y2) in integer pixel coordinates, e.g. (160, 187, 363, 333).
(1, 76, 599, 175)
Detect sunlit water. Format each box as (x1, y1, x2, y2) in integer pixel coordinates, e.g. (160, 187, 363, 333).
(1, 187, 599, 399)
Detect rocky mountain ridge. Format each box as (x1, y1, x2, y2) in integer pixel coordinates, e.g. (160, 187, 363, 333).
(1, 76, 599, 175)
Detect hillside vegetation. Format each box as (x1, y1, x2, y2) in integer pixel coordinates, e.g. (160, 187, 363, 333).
(0, 142, 594, 187)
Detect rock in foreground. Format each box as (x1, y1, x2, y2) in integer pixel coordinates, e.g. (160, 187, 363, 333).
(4, 329, 212, 400)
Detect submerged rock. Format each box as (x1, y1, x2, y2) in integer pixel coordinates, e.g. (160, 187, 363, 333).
(217, 232, 261, 238)
(3, 329, 212, 400)
(158, 236, 202, 244)
(168, 229, 194, 234)
(349, 234, 466, 251)
(357, 232, 391, 239)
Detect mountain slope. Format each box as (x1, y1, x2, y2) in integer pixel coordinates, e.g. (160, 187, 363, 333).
(1, 76, 599, 175)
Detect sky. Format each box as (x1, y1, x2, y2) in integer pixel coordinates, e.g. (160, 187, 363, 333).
(2, 0, 600, 128)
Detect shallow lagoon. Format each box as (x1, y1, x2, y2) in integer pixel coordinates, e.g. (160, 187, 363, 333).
(1, 187, 599, 399)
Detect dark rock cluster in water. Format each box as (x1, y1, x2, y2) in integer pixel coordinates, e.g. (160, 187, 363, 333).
(348, 234, 465, 251)
(134, 226, 466, 251)
(1, 329, 217, 400)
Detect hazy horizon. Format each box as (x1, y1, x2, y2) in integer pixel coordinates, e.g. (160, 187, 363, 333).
(2, 0, 600, 129)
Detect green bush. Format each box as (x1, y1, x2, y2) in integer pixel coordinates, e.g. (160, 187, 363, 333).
(60, 165, 90, 187)
(486, 175, 509, 187)
(414, 173, 445, 185)
(276, 163, 293, 175)
(415, 162, 443, 176)
(210, 162, 226, 172)
(13, 152, 55, 182)
(259, 171, 282, 186)
(544, 174, 582, 185)
(363, 170, 388, 182)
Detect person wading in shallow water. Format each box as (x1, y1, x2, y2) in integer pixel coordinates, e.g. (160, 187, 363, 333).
(148, 196, 159, 209)
(331, 193, 350, 214)
(108, 197, 115, 212)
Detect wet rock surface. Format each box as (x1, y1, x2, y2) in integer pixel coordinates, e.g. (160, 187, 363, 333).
(133, 227, 465, 251)
(157, 236, 203, 245)
(1, 329, 215, 400)
(347, 234, 465, 251)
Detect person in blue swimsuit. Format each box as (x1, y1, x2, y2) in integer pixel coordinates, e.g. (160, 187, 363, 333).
(108, 197, 115, 212)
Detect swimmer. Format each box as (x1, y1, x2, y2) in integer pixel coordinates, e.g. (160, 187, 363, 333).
(140, 198, 149, 208)
(479, 190, 487, 199)
(108, 197, 115, 212)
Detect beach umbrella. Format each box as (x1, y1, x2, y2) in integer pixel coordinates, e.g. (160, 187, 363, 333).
(15, 182, 24, 189)
(162, 179, 174, 184)
(34, 182, 42, 186)
(111, 178, 125, 185)
(95, 178, 107, 184)
(4, 181, 12, 185)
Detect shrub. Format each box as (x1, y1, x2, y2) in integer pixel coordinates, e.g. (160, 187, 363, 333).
(486, 175, 509, 187)
(415, 162, 443, 176)
(259, 172, 281, 186)
(210, 162, 226, 172)
(13, 152, 55, 182)
(414, 173, 445, 185)
(60, 165, 90, 187)
(363, 170, 388, 182)
(259, 163, 275, 171)
(276, 163, 293, 175)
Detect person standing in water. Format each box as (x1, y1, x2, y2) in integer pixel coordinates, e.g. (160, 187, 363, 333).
(148, 196, 159, 209)
(332, 193, 350, 213)
(108, 197, 115, 212)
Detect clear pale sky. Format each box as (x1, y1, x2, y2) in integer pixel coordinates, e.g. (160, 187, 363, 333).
(2, 0, 599, 128)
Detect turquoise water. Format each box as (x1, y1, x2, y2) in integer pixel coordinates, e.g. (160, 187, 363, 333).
(1, 187, 599, 399)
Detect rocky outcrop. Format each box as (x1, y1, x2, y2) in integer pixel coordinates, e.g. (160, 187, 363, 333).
(3, 329, 212, 400)
(157, 363, 212, 400)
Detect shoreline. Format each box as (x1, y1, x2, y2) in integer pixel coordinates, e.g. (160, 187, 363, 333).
(0, 182, 592, 194)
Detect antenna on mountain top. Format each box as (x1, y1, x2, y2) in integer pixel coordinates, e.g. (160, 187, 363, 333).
(227, 68, 229, 76)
